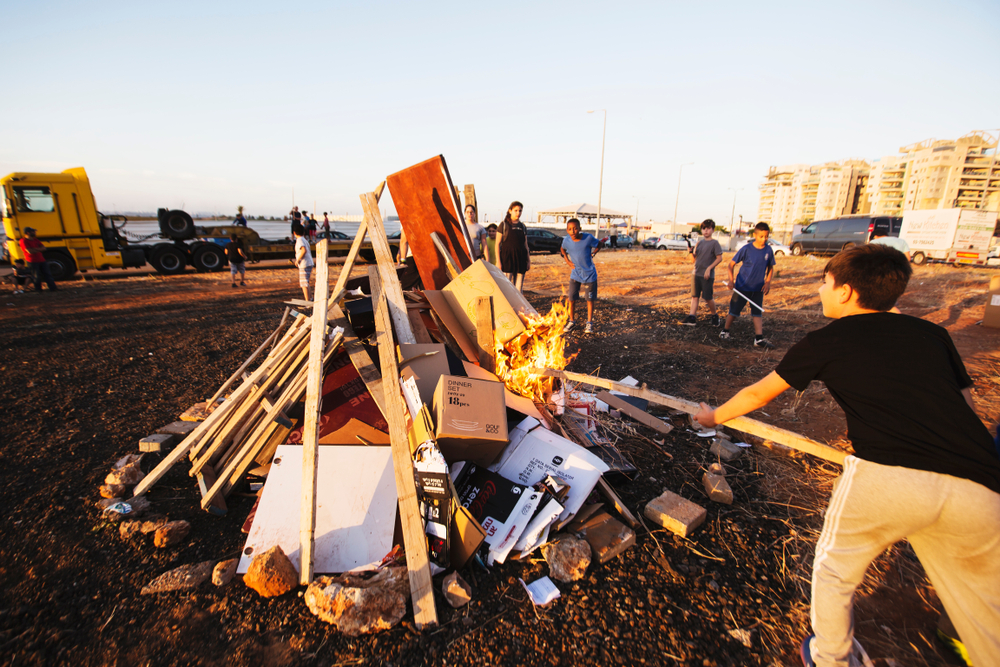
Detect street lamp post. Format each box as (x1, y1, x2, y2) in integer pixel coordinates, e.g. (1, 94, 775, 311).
(673, 162, 694, 234)
(588, 110, 606, 237)
(728, 188, 744, 233)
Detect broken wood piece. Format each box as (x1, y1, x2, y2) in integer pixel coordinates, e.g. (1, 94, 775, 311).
(407, 309, 434, 344)
(300, 239, 331, 585)
(596, 477, 640, 529)
(596, 391, 673, 435)
(370, 266, 438, 630)
(542, 369, 846, 465)
(197, 467, 228, 516)
(475, 296, 495, 374)
(430, 232, 460, 280)
(359, 191, 416, 346)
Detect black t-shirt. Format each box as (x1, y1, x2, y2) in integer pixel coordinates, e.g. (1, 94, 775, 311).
(775, 313, 999, 493)
(225, 240, 245, 264)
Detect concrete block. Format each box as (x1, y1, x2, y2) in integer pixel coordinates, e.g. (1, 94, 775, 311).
(158, 421, 200, 437)
(710, 437, 743, 461)
(702, 473, 733, 505)
(644, 490, 707, 538)
(579, 513, 636, 564)
(140, 433, 175, 453)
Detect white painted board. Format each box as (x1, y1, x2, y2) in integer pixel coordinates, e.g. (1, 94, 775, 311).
(238, 445, 397, 575)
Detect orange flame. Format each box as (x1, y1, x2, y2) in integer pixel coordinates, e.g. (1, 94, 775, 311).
(494, 301, 576, 403)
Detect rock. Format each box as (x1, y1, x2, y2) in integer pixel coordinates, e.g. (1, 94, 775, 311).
(702, 472, 734, 505)
(139, 515, 169, 534)
(119, 521, 143, 540)
(244, 545, 298, 598)
(139, 433, 175, 453)
(124, 494, 150, 518)
(105, 453, 146, 486)
(212, 558, 239, 587)
(100, 483, 126, 499)
(304, 566, 409, 635)
(710, 437, 744, 462)
(153, 520, 191, 548)
(644, 490, 707, 537)
(158, 421, 200, 437)
(542, 535, 592, 582)
(578, 514, 636, 564)
(140, 561, 214, 595)
(707, 462, 725, 476)
(96, 497, 123, 510)
(442, 572, 472, 608)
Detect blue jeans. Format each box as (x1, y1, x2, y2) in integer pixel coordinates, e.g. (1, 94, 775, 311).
(30, 261, 57, 291)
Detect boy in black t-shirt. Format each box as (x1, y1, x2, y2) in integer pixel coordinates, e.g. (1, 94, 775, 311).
(695, 245, 1000, 666)
(225, 235, 247, 287)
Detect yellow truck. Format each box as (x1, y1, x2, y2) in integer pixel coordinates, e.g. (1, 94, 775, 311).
(1, 167, 393, 280)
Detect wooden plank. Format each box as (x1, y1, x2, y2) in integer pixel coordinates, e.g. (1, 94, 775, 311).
(463, 184, 477, 211)
(543, 369, 846, 465)
(359, 191, 416, 345)
(196, 467, 228, 516)
(475, 296, 495, 373)
(330, 181, 385, 300)
(386, 155, 473, 290)
(300, 239, 331, 585)
(329, 304, 385, 415)
(597, 391, 673, 435)
(407, 309, 434, 344)
(596, 478, 640, 529)
(208, 307, 290, 406)
(370, 267, 438, 630)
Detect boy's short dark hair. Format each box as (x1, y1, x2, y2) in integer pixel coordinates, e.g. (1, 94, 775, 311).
(567, 218, 580, 226)
(701, 219, 715, 230)
(293, 224, 305, 236)
(824, 244, 912, 311)
(230, 234, 238, 241)
(754, 222, 770, 233)
(487, 223, 498, 231)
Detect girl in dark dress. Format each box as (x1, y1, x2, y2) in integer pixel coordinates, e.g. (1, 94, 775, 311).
(497, 200, 530, 292)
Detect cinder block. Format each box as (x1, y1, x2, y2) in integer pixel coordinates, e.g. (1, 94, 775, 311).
(578, 513, 636, 564)
(710, 437, 744, 461)
(702, 473, 733, 505)
(644, 491, 707, 537)
(139, 433, 175, 453)
(158, 421, 200, 437)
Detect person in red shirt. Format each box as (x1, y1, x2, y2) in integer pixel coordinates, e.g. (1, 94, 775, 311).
(18, 228, 57, 291)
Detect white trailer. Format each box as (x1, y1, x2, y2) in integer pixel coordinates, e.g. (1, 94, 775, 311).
(899, 208, 996, 265)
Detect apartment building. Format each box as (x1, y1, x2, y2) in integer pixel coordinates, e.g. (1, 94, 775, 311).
(758, 161, 869, 238)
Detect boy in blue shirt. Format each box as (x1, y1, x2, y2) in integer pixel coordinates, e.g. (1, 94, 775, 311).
(560, 218, 600, 333)
(720, 222, 775, 348)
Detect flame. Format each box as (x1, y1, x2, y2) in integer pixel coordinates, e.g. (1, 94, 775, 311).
(494, 301, 576, 403)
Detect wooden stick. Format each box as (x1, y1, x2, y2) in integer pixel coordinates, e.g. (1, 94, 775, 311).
(359, 191, 416, 345)
(208, 307, 291, 406)
(596, 478, 640, 529)
(370, 267, 438, 630)
(300, 240, 330, 584)
(596, 391, 673, 435)
(196, 467, 227, 516)
(475, 296, 495, 373)
(543, 369, 846, 465)
(430, 231, 460, 280)
(407, 309, 434, 344)
(330, 181, 384, 300)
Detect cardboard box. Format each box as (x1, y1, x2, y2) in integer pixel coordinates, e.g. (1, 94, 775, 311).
(984, 276, 1000, 329)
(432, 375, 509, 466)
(399, 343, 450, 407)
(450, 503, 487, 570)
(441, 259, 538, 345)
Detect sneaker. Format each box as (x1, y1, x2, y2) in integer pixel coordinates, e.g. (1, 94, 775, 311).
(240, 281, 246, 286)
(800, 634, 874, 667)
(584, 321, 593, 334)
(563, 320, 575, 333)
(681, 315, 697, 326)
(719, 330, 730, 340)
(754, 336, 774, 349)
(231, 283, 237, 288)
(711, 314, 721, 327)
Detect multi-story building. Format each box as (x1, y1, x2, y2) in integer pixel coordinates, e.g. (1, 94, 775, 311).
(758, 161, 869, 239)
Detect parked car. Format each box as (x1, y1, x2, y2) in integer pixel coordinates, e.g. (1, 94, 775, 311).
(790, 216, 901, 256)
(525, 228, 564, 253)
(641, 235, 660, 249)
(599, 234, 634, 249)
(655, 233, 693, 251)
(734, 238, 791, 256)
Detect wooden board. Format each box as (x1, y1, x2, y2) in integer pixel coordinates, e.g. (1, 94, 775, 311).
(330, 181, 384, 301)
(475, 296, 495, 373)
(386, 155, 473, 290)
(359, 191, 417, 346)
(597, 391, 673, 435)
(370, 268, 439, 630)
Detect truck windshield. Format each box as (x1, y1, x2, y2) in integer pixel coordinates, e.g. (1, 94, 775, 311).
(14, 187, 55, 213)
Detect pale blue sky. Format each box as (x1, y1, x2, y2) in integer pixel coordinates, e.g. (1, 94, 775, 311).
(2, 1, 998, 226)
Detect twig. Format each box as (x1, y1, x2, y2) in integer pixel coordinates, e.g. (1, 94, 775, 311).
(99, 605, 118, 633)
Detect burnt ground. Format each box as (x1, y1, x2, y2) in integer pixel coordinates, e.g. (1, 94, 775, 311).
(1, 252, 996, 666)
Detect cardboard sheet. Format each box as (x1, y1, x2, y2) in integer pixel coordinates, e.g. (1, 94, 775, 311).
(238, 445, 397, 575)
(462, 361, 546, 422)
(441, 259, 538, 345)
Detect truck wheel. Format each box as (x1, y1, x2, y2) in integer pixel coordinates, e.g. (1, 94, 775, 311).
(193, 245, 226, 272)
(160, 210, 195, 240)
(911, 252, 926, 266)
(151, 247, 187, 275)
(791, 244, 803, 256)
(44, 250, 77, 281)
(360, 250, 376, 263)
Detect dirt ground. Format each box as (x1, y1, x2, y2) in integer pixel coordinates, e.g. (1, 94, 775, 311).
(0, 249, 996, 666)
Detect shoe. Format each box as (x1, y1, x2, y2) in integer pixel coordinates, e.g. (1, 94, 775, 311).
(231, 283, 237, 288)
(711, 314, 720, 327)
(240, 282, 246, 286)
(799, 633, 874, 667)
(584, 321, 593, 334)
(754, 337, 774, 349)
(681, 315, 697, 326)
(563, 321, 575, 333)
(719, 330, 730, 340)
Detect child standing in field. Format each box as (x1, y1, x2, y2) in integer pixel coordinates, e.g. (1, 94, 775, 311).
(560, 217, 600, 334)
(225, 234, 247, 288)
(682, 219, 724, 327)
(9, 259, 31, 294)
(720, 222, 775, 348)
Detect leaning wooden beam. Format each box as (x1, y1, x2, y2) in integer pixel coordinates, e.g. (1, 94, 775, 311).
(370, 267, 438, 630)
(330, 181, 385, 301)
(429, 231, 460, 280)
(207, 307, 291, 407)
(542, 369, 846, 465)
(359, 191, 416, 345)
(475, 296, 495, 373)
(300, 240, 331, 585)
(597, 391, 673, 435)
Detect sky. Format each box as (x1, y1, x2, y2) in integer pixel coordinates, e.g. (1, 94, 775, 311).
(2, 0, 998, 227)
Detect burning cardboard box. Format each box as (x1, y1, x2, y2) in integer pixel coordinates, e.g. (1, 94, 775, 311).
(432, 375, 509, 466)
(441, 259, 538, 345)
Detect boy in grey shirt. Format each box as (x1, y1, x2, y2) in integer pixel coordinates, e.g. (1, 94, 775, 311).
(682, 219, 724, 326)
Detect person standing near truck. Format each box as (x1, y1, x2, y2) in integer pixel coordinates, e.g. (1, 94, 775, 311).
(18, 227, 57, 292)
(294, 225, 314, 302)
(225, 234, 247, 288)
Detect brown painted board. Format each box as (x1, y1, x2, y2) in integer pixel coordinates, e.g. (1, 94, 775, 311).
(386, 155, 473, 290)
(597, 391, 673, 435)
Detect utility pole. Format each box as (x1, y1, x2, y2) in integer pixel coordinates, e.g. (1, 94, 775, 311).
(588, 110, 607, 237)
(674, 162, 694, 234)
